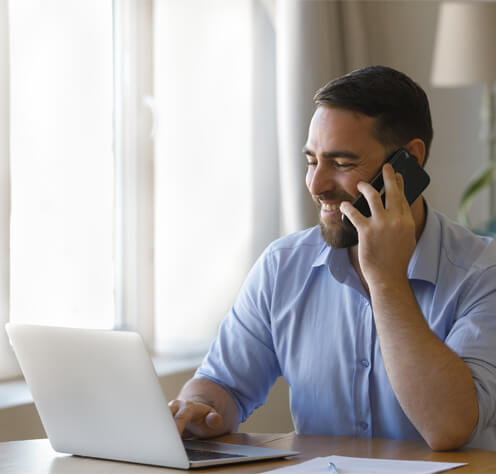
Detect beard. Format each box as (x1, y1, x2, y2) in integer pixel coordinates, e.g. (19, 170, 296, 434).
(313, 191, 359, 248)
(319, 219, 358, 248)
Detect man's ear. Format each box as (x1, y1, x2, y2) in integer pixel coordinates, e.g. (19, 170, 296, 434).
(403, 139, 426, 167)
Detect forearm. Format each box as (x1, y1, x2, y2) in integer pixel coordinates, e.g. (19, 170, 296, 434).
(371, 278, 478, 450)
(178, 377, 239, 434)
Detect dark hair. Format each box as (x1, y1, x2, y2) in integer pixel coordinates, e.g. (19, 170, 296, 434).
(313, 65, 433, 164)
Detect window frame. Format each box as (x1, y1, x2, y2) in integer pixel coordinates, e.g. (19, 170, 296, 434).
(113, 0, 155, 349)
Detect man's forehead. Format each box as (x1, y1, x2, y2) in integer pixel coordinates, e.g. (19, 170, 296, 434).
(306, 106, 377, 147)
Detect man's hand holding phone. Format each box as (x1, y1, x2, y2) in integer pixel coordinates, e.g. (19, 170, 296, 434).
(340, 163, 417, 288)
(339, 148, 429, 288)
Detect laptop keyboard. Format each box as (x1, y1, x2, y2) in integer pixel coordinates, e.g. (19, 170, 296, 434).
(185, 447, 246, 461)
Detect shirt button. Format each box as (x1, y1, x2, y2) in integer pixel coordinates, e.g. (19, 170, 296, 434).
(360, 359, 370, 368)
(359, 422, 369, 431)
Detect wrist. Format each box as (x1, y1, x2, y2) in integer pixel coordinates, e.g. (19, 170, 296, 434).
(368, 274, 411, 298)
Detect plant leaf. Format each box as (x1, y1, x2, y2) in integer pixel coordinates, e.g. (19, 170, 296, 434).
(458, 163, 496, 227)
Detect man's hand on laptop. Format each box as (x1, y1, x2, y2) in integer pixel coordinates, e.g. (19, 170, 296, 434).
(171, 378, 239, 438)
(169, 399, 223, 439)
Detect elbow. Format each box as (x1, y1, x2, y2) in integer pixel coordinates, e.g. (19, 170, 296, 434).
(426, 436, 466, 452)
(424, 400, 478, 451)
(424, 425, 474, 451)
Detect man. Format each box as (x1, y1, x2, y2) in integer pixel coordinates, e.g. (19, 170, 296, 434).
(169, 66, 496, 451)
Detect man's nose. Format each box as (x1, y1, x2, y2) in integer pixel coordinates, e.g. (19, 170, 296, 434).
(307, 165, 336, 196)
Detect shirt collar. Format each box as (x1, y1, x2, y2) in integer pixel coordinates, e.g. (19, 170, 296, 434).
(310, 202, 441, 285)
(407, 203, 440, 284)
(312, 241, 331, 268)
(311, 236, 352, 284)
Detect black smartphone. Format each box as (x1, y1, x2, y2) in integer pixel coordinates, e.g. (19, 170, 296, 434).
(342, 148, 430, 236)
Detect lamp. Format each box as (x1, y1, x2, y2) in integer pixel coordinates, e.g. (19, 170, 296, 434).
(431, 1, 496, 228)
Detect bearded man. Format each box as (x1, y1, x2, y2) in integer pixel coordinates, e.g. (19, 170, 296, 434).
(169, 66, 496, 451)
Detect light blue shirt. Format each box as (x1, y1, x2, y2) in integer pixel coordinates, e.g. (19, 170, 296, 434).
(195, 207, 496, 449)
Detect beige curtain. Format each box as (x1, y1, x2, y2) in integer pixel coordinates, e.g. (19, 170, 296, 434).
(274, 0, 369, 234)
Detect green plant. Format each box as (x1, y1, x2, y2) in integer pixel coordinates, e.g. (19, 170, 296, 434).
(458, 161, 496, 228)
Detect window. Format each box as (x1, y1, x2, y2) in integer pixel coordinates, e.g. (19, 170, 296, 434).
(1, 0, 260, 379)
(9, 0, 114, 329)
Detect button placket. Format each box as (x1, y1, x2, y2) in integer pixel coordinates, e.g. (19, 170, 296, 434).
(354, 298, 373, 436)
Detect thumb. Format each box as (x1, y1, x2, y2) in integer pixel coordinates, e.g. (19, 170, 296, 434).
(205, 411, 222, 429)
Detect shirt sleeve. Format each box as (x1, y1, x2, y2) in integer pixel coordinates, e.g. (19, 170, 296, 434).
(444, 264, 496, 445)
(194, 245, 282, 425)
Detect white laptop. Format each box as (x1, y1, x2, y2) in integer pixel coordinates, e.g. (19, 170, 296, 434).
(5, 323, 298, 469)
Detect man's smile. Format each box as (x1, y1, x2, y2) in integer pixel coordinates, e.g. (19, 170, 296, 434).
(319, 200, 343, 222)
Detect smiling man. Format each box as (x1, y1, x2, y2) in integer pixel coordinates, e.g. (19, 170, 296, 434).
(169, 66, 496, 451)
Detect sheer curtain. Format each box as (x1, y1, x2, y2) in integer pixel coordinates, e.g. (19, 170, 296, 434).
(153, 0, 255, 353)
(150, 0, 369, 353)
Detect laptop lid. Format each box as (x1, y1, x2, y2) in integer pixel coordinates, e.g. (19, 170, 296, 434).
(5, 323, 298, 469)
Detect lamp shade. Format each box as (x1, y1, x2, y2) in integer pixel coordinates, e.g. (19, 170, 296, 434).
(431, 2, 496, 87)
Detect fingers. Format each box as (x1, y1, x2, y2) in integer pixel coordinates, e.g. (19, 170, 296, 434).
(340, 176, 384, 228)
(356, 180, 385, 216)
(170, 400, 209, 437)
(169, 399, 181, 416)
(169, 400, 191, 437)
(396, 173, 408, 210)
(383, 163, 407, 210)
(205, 411, 223, 429)
(340, 200, 367, 229)
(168, 399, 222, 438)
(341, 163, 408, 231)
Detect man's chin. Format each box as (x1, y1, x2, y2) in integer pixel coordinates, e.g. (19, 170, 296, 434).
(319, 221, 358, 248)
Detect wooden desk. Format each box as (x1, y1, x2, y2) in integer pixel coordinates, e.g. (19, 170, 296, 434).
(1, 433, 495, 473)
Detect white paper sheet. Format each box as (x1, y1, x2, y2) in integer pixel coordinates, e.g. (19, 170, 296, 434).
(262, 455, 467, 473)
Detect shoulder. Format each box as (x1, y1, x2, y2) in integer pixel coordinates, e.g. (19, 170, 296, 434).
(264, 226, 326, 261)
(251, 226, 329, 279)
(434, 209, 496, 273)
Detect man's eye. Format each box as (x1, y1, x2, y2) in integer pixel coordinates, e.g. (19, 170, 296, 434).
(306, 161, 317, 167)
(334, 162, 353, 168)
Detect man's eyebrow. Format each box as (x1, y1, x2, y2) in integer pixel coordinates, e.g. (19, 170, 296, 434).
(302, 146, 360, 160)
